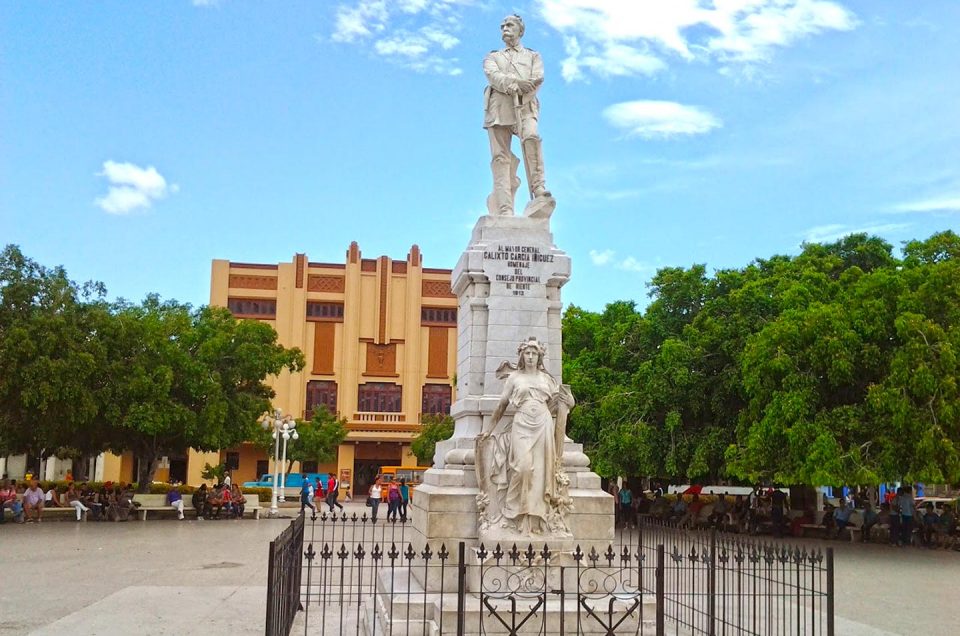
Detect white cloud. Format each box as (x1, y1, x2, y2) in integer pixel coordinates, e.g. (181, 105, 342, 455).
(537, 0, 858, 81)
(94, 161, 178, 215)
(616, 256, 655, 273)
(561, 36, 666, 81)
(375, 34, 431, 57)
(890, 196, 960, 214)
(589, 249, 655, 273)
(603, 100, 722, 139)
(801, 222, 912, 243)
(329, 0, 468, 75)
(589, 249, 615, 265)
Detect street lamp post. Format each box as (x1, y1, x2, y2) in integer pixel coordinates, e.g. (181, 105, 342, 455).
(259, 409, 298, 517)
(278, 419, 298, 502)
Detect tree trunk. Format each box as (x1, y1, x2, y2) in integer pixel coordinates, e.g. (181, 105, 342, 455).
(136, 452, 160, 493)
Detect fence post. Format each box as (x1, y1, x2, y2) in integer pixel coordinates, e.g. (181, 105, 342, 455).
(265, 539, 276, 636)
(457, 541, 467, 636)
(708, 529, 716, 636)
(656, 544, 665, 636)
(826, 548, 835, 636)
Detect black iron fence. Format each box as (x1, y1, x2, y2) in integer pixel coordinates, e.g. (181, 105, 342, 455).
(267, 512, 833, 636)
(633, 518, 834, 635)
(265, 514, 306, 636)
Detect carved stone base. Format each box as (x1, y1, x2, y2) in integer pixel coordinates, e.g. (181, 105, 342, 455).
(408, 462, 614, 594)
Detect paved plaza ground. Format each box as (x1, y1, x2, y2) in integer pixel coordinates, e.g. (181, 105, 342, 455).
(2, 501, 959, 635)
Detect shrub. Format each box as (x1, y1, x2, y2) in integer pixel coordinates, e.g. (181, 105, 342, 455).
(242, 487, 272, 502)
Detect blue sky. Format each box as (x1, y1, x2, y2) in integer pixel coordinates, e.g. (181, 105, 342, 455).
(2, 1, 958, 312)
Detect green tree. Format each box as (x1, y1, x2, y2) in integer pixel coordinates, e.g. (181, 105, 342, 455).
(0, 245, 109, 460)
(201, 462, 227, 482)
(727, 232, 960, 484)
(293, 407, 349, 467)
(253, 406, 348, 474)
(564, 232, 960, 486)
(95, 297, 305, 491)
(410, 414, 454, 466)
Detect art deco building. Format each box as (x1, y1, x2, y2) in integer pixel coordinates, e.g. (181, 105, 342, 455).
(206, 242, 457, 497)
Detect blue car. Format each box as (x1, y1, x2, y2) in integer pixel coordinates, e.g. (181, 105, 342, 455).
(243, 473, 329, 491)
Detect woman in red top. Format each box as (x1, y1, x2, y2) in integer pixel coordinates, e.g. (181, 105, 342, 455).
(221, 485, 234, 518)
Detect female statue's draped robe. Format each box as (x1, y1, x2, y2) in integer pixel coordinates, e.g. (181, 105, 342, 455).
(488, 371, 572, 528)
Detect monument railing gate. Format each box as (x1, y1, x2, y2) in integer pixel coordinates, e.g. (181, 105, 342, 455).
(265, 514, 306, 636)
(266, 512, 834, 635)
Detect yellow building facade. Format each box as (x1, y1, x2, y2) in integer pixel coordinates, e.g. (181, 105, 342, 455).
(207, 242, 457, 498)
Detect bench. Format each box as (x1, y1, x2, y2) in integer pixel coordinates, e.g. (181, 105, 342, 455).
(798, 523, 828, 538)
(846, 523, 894, 543)
(1, 494, 89, 521)
(132, 493, 262, 520)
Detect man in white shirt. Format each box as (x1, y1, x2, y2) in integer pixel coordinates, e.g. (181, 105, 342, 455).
(23, 481, 45, 522)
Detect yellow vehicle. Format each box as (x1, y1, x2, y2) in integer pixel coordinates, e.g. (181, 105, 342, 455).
(378, 466, 426, 502)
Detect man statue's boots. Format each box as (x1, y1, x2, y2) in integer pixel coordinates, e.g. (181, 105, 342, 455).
(487, 151, 521, 216)
(522, 137, 551, 199)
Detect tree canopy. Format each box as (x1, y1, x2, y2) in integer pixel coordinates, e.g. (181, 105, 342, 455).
(563, 231, 960, 486)
(411, 414, 454, 466)
(252, 406, 348, 474)
(0, 245, 305, 490)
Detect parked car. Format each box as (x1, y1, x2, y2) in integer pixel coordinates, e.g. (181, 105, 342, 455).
(243, 473, 329, 491)
(915, 496, 957, 515)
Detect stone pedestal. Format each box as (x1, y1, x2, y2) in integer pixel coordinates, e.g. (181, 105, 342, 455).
(412, 214, 613, 579)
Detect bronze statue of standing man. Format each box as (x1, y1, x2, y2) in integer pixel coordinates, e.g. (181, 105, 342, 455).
(483, 14, 555, 218)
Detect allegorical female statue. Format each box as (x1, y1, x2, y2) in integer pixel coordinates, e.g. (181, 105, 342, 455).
(476, 337, 575, 536)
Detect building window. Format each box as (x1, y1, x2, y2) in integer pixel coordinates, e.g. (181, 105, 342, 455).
(305, 380, 338, 420)
(301, 460, 319, 473)
(358, 382, 402, 412)
(422, 384, 452, 415)
(421, 307, 457, 326)
(256, 460, 269, 478)
(227, 297, 277, 318)
(306, 302, 345, 321)
(225, 452, 240, 471)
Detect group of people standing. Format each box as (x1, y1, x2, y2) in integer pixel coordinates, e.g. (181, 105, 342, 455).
(365, 477, 409, 523)
(296, 472, 410, 524)
(299, 472, 346, 516)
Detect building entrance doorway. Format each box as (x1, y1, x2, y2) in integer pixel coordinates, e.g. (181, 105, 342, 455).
(169, 458, 187, 484)
(352, 442, 403, 495)
(354, 461, 383, 495)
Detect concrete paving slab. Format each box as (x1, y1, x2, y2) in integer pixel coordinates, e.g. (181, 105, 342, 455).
(0, 515, 296, 635)
(29, 585, 265, 636)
